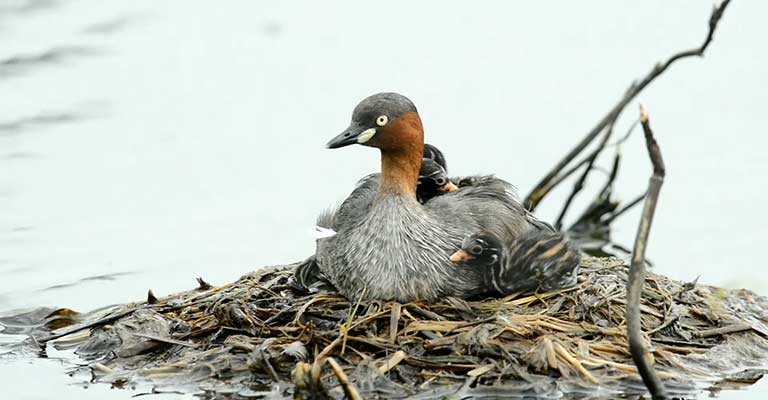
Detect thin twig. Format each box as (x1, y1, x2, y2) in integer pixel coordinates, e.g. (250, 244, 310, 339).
(626, 104, 668, 399)
(694, 323, 753, 339)
(608, 118, 641, 148)
(540, 157, 591, 196)
(574, 150, 622, 227)
(554, 121, 616, 230)
(147, 290, 159, 304)
(378, 350, 407, 374)
(389, 302, 401, 343)
(327, 357, 363, 400)
(597, 149, 621, 201)
(260, 349, 281, 382)
(196, 277, 213, 290)
(543, 337, 558, 370)
(554, 342, 599, 384)
(524, 0, 732, 211)
(603, 193, 646, 225)
(310, 336, 343, 388)
(341, 287, 367, 355)
(92, 363, 115, 374)
(132, 333, 198, 348)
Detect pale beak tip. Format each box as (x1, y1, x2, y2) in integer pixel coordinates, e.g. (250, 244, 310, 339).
(450, 250, 469, 263)
(441, 182, 459, 193)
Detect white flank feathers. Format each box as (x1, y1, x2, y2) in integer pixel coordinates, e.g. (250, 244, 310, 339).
(310, 226, 337, 239)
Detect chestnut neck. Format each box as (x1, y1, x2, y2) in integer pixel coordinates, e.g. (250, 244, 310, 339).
(375, 112, 425, 202)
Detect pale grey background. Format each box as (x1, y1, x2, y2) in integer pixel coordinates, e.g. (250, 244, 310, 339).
(1, 1, 766, 398)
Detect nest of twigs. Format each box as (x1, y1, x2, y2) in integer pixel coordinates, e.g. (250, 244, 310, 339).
(33, 256, 768, 399)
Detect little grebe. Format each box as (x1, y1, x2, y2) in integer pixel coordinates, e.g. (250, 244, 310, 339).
(311, 92, 562, 302)
(294, 143, 456, 293)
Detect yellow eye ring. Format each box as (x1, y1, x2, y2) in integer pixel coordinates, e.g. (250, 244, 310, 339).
(376, 115, 388, 126)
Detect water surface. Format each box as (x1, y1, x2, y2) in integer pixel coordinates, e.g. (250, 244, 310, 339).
(2, 1, 767, 398)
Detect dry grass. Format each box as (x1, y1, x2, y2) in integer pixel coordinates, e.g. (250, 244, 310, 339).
(46, 257, 768, 399)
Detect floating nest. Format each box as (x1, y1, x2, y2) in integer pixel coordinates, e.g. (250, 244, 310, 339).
(32, 257, 768, 399)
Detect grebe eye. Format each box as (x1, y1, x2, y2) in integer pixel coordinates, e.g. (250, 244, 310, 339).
(435, 177, 447, 186)
(376, 115, 388, 126)
(470, 245, 483, 255)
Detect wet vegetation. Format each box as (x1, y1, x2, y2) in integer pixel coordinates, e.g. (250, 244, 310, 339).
(4, 1, 765, 399)
(26, 258, 768, 399)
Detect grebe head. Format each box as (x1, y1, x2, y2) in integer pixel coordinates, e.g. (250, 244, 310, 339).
(326, 92, 422, 152)
(417, 158, 458, 202)
(450, 232, 502, 267)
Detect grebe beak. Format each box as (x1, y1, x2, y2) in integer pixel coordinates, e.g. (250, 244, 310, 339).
(438, 181, 459, 193)
(326, 122, 372, 149)
(449, 249, 474, 263)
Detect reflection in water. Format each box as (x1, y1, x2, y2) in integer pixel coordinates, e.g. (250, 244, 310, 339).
(0, 152, 37, 159)
(0, 46, 101, 79)
(40, 272, 135, 292)
(1, 1, 767, 399)
(0, 0, 59, 16)
(0, 307, 63, 336)
(82, 15, 140, 35)
(0, 109, 98, 135)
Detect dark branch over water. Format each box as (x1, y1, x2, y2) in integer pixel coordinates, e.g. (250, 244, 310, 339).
(524, 0, 732, 212)
(627, 104, 668, 399)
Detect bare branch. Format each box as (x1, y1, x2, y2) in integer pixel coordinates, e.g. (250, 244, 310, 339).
(554, 121, 615, 230)
(627, 103, 668, 399)
(608, 118, 641, 148)
(602, 193, 646, 225)
(524, 0, 731, 211)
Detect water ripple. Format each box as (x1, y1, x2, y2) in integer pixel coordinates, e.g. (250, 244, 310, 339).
(82, 14, 140, 36)
(0, 45, 101, 79)
(0, 0, 59, 16)
(0, 111, 85, 136)
(40, 271, 135, 292)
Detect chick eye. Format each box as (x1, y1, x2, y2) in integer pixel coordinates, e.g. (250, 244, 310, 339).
(470, 245, 483, 255)
(376, 115, 388, 126)
(435, 177, 447, 186)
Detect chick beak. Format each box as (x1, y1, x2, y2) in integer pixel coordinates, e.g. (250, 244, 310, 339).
(438, 181, 459, 193)
(450, 249, 474, 263)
